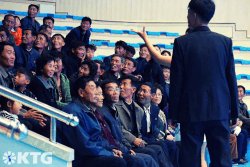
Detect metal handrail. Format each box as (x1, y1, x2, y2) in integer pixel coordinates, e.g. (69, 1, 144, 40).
(0, 117, 28, 140)
(0, 85, 79, 142)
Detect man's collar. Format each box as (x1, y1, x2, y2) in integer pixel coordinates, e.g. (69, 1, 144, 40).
(192, 26, 210, 33)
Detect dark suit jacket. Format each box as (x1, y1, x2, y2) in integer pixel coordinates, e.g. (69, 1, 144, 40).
(65, 26, 90, 49)
(140, 103, 160, 143)
(100, 104, 132, 151)
(169, 26, 238, 122)
(115, 100, 144, 144)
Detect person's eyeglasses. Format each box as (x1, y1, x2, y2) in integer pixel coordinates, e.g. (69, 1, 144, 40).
(106, 87, 120, 92)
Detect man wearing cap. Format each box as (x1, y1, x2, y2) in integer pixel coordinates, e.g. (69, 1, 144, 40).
(168, 0, 238, 167)
(21, 4, 40, 33)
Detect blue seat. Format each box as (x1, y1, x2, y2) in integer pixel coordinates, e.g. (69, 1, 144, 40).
(246, 90, 250, 95)
(147, 31, 161, 36)
(54, 26, 67, 31)
(72, 16, 82, 20)
(164, 44, 174, 49)
(54, 14, 67, 19)
(237, 74, 250, 80)
(92, 55, 106, 61)
(240, 47, 250, 51)
(234, 59, 243, 64)
(110, 29, 124, 34)
(66, 15, 74, 19)
(14, 11, 27, 16)
(47, 13, 55, 17)
(236, 74, 242, 80)
(90, 41, 103, 46)
(101, 41, 109, 46)
(6, 10, 15, 14)
(166, 32, 179, 37)
(0, 10, 9, 14)
(91, 28, 106, 33)
(242, 60, 250, 65)
(233, 46, 241, 50)
(66, 26, 74, 30)
(127, 30, 137, 35)
(37, 13, 48, 17)
(127, 43, 139, 48)
(108, 42, 115, 47)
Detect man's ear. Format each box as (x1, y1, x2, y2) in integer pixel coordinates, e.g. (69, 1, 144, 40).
(132, 87, 136, 94)
(7, 101, 12, 108)
(78, 88, 85, 98)
(25, 79, 30, 85)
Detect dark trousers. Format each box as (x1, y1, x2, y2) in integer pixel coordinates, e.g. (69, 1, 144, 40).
(80, 156, 127, 167)
(134, 144, 172, 167)
(236, 129, 248, 160)
(180, 120, 231, 167)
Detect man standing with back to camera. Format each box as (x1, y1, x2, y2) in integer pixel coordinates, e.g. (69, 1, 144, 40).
(169, 0, 238, 167)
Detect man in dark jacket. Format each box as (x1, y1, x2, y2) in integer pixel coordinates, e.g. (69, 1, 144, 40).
(65, 17, 91, 50)
(169, 0, 238, 167)
(21, 4, 40, 33)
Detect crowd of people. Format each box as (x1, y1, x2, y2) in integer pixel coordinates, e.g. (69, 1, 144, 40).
(0, 1, 249, 167)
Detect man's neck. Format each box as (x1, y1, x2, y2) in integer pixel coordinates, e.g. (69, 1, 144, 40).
(25, 44, 33, 51)
(143, 103, 151, 108)
(124, 97, 133, 105)
(18, 86, 26, 93)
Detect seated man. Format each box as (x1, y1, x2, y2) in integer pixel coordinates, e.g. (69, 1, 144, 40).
(0, 42, 15, 88)
(15, 28, 40, 72)
(103, 40, 127, 71)
(59, 77, 133, 167)
(116, 76, 173, 167)
(95, 83, 159, 167)
(101, 54, 125, 82)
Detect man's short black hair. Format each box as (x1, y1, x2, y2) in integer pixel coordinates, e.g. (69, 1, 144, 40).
(16, 67, 32, 81)
(139, 44, 147, 50)
(23, 28, 37, 36)
(3, 14, 14, 21)
(188, 0, 215, 23)
(81, 16, 92, 25)
(74, 77, 94, 98)
(161, 50, 171, 56)
(126, 45, 136, 55)
(39, 24, 52, 32)
(238, 85, 246, 94)
(28, 4, 39, 11)
(115, 40, 127, 48)
(0, 26, 11, 38)
(85, 44, 97, 51)
(80, 60, 98, 79)
(52, 34, 65, 41)
(72, 40, 85, 49)
(120, 75, 139, 88)
(0, 42, 14, 55)
(153, 45, 161, 52)
(36, 32, 49, 43)
(161, 65, 170, 70)
(93, 60, 105, 70)
(43, 16, 55, 24)
(101, 79, 119, 91)
(140, 82, 156, 94)
(125, 57, 137, 68)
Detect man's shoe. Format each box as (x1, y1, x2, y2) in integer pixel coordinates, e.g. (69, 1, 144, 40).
(238, 159, 247, 164)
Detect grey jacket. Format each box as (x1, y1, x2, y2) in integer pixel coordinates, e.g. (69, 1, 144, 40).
(115, 100, 144, 144)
